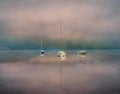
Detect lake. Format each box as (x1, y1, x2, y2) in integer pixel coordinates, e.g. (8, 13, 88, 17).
(0, 50, 120, 94)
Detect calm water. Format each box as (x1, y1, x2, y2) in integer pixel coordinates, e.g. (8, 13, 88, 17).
(0, 50, 120, 94)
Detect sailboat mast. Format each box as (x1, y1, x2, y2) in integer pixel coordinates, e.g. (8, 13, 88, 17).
(60, 22, 62, 49)
(57, 16, 66, 60)
(40, 40, 42, 50)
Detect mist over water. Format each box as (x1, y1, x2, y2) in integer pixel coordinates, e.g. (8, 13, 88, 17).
(0, 50, 120, 94)
(0, 0, 120, 94)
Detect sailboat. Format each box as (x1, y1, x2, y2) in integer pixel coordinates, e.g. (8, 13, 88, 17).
(76, 44, 87, 57)
(57, 23, 66, 60)
(57, 51, 66, 60)
(76, 50, 87, 57)
(39, 40, 45, 56)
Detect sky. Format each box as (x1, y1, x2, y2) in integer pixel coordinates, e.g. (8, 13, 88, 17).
(0, 0, 120, 45)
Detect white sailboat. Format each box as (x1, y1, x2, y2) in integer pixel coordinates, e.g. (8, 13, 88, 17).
(57, 23, 66, 60)
(57, 50, 66, 60)
(76, 50, 87, 57)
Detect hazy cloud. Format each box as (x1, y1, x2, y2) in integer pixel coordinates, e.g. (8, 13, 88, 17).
(0, 0, 120, 40)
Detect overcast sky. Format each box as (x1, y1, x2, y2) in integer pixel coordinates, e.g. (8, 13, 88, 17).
(0, 0, 120, 41)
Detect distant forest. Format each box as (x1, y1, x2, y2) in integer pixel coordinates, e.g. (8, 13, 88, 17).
(0, 38, 119, 50)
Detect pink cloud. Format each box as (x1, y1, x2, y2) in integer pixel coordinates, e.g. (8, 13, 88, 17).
(0, 0, 120, 40)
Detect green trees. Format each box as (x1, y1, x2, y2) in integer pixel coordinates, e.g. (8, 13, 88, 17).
(0, 38, 119, 50)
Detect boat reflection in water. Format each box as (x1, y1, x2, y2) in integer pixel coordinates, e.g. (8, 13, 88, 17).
(0, 50, 120, 94)
(57, 50, 90, 92)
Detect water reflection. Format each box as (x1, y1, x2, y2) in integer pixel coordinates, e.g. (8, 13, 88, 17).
(57, 52, 93, 92)
(0, 50, 120, 94)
